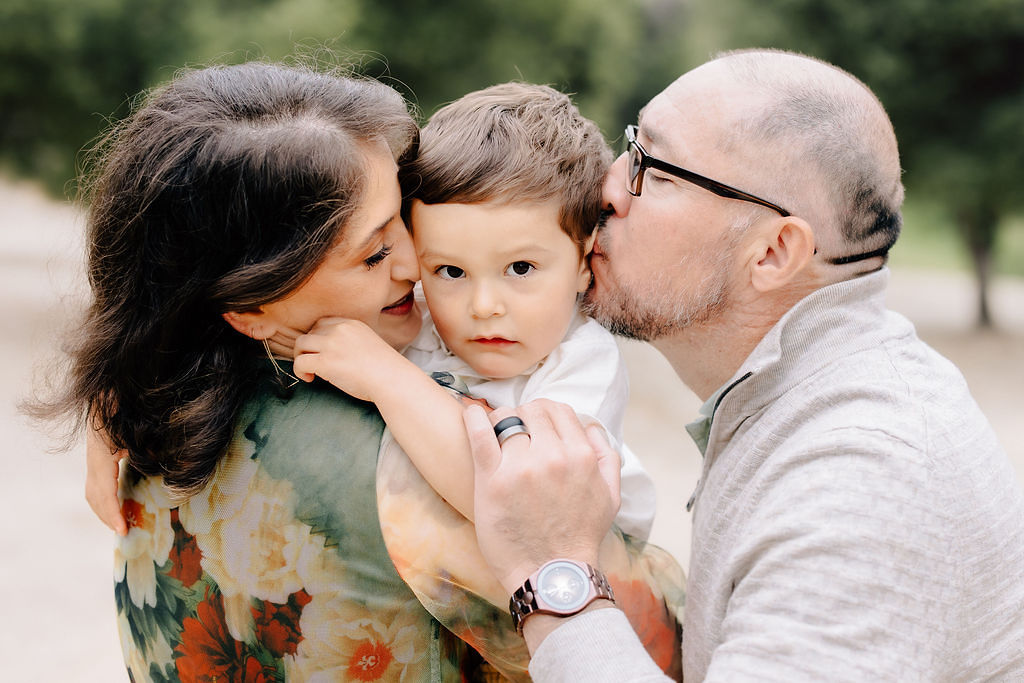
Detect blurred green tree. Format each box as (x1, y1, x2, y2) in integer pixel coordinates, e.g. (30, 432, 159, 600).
(692, 0, 1024, 327)
(0, 0, 199, 193)
(0, 0, 693, 198)
(344, 0, 692, 137)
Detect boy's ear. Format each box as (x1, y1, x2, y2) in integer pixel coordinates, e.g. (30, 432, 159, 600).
(749, 216, 816, 293)
(222, 309, 274, 340)
(576, 235, 596, 293)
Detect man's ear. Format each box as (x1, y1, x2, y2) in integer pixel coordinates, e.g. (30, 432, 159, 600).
(749, 217, 816, 293)
(222, 309, 273, 340)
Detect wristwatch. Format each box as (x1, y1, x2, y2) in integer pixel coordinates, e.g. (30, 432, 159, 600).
(509, 559, 615, 633)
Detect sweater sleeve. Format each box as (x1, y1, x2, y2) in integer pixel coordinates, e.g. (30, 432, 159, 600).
(529, 609, 672, 682)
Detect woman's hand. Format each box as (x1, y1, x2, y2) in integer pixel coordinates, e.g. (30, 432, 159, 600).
(85, 424, 128, 536)
(463, 399, 621, 595)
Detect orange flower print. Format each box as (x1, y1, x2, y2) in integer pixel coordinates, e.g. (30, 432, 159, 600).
(251, 590, 312, 659)
(168, 509, 203, 587)
(174, 590, 274, 682)
(346, 640, 394, 680)
(115, 477, 174, 609)
(284, 597, 427, 681)
(122, 498, 152, 531)
(610, 577, 682, 679)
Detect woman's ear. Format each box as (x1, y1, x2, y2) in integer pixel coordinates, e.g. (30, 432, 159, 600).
(749, 216, 816, 293)
(222, 310, 273, 340)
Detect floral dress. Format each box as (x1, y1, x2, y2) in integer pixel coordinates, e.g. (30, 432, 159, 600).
(115, 366, 685, 681)
(115, 372, 480, 681)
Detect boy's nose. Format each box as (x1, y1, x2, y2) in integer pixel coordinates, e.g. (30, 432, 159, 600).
(471, 282, 505, 318)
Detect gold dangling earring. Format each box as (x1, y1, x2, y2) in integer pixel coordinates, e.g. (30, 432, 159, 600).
(261, 338, 301, 388)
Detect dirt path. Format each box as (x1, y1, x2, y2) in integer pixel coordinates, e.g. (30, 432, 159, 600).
(2, 178, 1021, 680)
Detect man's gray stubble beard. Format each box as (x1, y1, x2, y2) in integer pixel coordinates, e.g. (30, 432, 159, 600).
(582, 238, 736, 343)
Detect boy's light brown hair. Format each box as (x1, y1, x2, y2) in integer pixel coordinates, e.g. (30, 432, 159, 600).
(403, 82, 613, 251)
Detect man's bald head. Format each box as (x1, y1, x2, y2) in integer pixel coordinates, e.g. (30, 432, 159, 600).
(666, 49, 904, 265)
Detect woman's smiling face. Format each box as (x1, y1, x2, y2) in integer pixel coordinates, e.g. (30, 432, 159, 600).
(249, 140, 422, 350)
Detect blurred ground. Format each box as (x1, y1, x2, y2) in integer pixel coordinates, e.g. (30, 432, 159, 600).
(2, 176, 1021, 681)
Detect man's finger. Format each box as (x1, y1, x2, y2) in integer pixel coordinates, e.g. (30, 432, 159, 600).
(463, 404, 503, 475)
(537, 400, 589, 445)
(586, 424, 622, 510)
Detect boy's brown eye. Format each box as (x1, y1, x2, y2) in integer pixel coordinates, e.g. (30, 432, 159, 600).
(507, 261, 534, 276)
(436, 265, 465, 280)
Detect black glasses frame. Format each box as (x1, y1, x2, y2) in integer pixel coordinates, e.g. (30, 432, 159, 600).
(625, 125, 791, 217)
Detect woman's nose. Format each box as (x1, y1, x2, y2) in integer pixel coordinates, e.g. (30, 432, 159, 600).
(602, 152, 633, 218)
(391, 225, 419, 282)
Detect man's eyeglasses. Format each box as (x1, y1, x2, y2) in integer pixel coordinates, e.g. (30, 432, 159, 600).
(624, 125, 893, 265)
(624, 124, 790, 217)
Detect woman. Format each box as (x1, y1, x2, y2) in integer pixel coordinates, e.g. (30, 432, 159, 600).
(48, 61, 477, 681)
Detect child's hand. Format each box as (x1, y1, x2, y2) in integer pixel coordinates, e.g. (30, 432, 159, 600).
(86, 424, 128, 536)
(293, 318, 408, 401)
(264, 327, 303, 359)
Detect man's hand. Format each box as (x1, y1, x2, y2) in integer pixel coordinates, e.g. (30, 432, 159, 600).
(463, 399, 621, 594)
(85, 424, 127, 536)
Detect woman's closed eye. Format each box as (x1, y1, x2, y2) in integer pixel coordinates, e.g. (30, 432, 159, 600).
(435, 265, 466, 280)
(505, 261, 534, 277)
(364, 244, 393, 268)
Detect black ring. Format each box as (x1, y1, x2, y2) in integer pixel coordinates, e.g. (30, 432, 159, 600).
(493, 416, 525, 435)
(493, 416, 530, 446)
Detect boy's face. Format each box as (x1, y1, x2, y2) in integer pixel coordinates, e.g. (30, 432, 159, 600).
(411, 199, 591, 379)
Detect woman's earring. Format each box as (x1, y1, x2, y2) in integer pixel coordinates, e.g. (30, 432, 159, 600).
(261, 338, 301, 388)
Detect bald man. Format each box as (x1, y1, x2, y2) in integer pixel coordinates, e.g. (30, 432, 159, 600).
(463, 49, 1024, 681)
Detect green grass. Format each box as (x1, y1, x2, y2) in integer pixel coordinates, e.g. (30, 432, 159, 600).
(890, 199, 1024, 278)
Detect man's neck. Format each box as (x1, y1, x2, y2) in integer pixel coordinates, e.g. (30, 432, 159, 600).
(652, 288, 808, 401)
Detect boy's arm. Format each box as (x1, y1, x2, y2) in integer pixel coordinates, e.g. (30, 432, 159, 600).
(86, 420, 128, 536)
(293, 318, 476, 519)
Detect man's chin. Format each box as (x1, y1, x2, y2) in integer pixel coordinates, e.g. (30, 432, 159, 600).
(581, 288, 653, 342)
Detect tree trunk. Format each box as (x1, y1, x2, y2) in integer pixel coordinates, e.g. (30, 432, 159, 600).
(958, 206, 998, 329)
(969, 244, 993, 328)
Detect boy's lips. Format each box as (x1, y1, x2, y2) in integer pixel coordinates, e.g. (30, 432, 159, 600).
(471, 337, 516, 346)
(382, 290, 415, 315)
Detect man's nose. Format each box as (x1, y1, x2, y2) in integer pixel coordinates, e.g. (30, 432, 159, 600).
(601, 153, 633, 218)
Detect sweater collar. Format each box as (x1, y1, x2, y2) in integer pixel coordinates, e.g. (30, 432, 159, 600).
(685, 268, 894, 452)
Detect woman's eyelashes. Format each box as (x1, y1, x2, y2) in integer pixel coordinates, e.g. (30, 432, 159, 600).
(364, 244, 393, 268)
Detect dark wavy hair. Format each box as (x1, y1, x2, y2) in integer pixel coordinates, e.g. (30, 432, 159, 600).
(37, 62, 417, 495)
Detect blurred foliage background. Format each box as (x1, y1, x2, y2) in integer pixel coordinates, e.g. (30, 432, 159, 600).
(1, 0, 1021, 326)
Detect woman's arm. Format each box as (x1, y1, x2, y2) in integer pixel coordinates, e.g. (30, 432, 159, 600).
(85, 420, 128, 535)
(293, 318, 477, 519)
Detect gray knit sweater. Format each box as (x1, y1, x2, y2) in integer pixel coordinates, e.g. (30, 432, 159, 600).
(530, 269, 1024, 681)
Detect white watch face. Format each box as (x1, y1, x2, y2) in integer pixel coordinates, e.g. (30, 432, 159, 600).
(536, 561, 590, 611)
